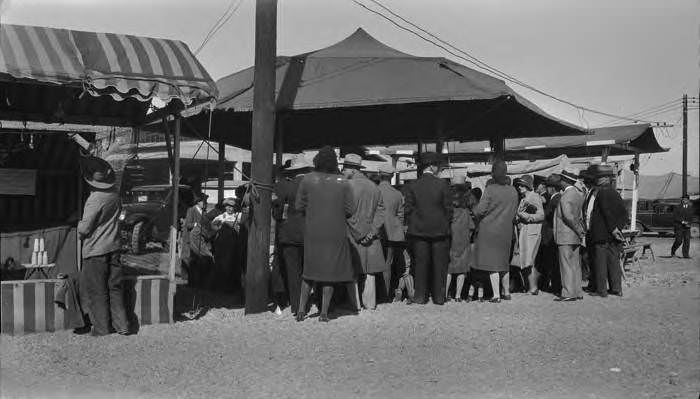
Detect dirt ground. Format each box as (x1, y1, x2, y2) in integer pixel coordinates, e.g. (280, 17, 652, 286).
(1, 237, 699, 399)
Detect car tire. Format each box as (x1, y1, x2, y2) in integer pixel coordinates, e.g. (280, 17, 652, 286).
(131, 221, 147, 255)
(691, 223, 700, 239)
(635, 221, 646, 233)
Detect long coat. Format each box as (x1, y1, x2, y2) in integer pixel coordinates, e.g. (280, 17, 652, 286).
(347, 172, 387, 274)
(448, 207, 475, 274)
(514, 191, 545, 269)
(473, 183, 519, 272)
(404, 173, 453, 238)
(377, 181, 405, 242)
(296, 171, 356, 282)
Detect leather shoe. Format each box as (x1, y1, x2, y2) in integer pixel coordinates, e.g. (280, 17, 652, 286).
(607, 290, 623, 297)
(318, 314, 329, 322)
(529, 290, 539, 296)
(554, 297, 577, 302)
(502, 294, 512, 301)
(295, 311, 306, 322)
(588, 292, 608, 298)
(489, 297, 501, 303)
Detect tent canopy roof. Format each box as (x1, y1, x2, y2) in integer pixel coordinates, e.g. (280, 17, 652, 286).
(381, 123, 666, 161)
(1, 24, 218, 126)
(185, 28, 585, 151)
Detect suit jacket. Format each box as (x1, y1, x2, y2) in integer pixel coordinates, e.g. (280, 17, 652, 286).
(404, 172, 453, 238)
(378, 181, 405, 242)
(554, 186, 584, 246)
(541, 191, 560, 246)
(588, 185, 628, 244)
(673, 203, 694, 227)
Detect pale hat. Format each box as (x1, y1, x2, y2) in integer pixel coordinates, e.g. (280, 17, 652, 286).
(341, 153, 365, 169)
(286, 154, 313, 171)
(560, 167, 580, 184)
(377, 164, 396, 175)
(222, 197, 236, 207)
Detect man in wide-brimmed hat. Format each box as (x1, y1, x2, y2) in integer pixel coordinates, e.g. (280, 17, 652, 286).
(272, 154, 313, 315)
(343, 153, 387, 310)
(77, 156, 129, 336)
(404, 151, 452, 305)
(672, 194, 694, 259)
(376, 164, 414, 302)
(587, 164, 627, 298)
(552, 168, 585, 302)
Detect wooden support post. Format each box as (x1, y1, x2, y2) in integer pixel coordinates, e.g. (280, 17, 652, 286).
(601, 146, 610, 164)
(489, 136, 505, 162)
(168, 115, 181, 283)
(245, 0, 277, 314)
(275, 116, 284, 167)
(631, 153, 639, 231)
(218, 140, 225, 202)
(416, 139, 423, 178)
(681, 94, 688, 197)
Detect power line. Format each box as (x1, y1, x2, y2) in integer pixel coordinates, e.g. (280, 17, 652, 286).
(194, 0, 245, 55)
(352, 0, 673, 126)
(598, 98, 681, 125)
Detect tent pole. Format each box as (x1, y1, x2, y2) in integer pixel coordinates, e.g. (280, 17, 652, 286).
(631, 153, 639, 231)
(416, 139, 423, 177)
(601, 147, 610, 163)
(275, 116, 284, 166)
(246, 0, 277, 314)
(168, 115, 181, 283)
(489, 136, 505, 162)
(218, 140, 225, 202)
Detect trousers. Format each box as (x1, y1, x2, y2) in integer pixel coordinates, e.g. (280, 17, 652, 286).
(279, 245, 303, 314)
(80, 252, 129, 335)
(557, 244, 582, 299)
(671, 226, 690, 257)
(411, 236, 449, 305)
(593, 242, 622, 295)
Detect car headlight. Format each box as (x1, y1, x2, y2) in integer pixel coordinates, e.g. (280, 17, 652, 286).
(118, 210, 126, 221)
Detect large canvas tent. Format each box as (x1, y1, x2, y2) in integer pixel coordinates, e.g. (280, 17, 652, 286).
(0, 23, 217, 334)
(183, 28, 586, 152)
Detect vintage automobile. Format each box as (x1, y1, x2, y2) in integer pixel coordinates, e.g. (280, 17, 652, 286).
(119, 184, 194, 254)
(633, 198, 700, 238)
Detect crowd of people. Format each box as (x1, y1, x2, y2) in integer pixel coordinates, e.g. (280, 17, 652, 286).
(180, 146, 638, 322)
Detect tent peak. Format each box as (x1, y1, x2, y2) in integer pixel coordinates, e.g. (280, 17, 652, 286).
(308, 27, 414, 58)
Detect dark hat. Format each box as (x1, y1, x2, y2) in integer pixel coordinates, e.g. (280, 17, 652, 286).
(418, 152, 444, 167)
(513, 174, 534, 190)
(587, 164, 615, 178)
(80, 156, 116, 190)
(545, 174, 562, 187)
(222, 197, 236, 207)
(193, 192, 209, 203)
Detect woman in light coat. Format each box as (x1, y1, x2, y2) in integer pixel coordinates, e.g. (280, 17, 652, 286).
(512, 175, 545, 294)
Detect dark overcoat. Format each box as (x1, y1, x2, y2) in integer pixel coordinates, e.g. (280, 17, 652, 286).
(473, 183, 519, 272)
(347, 172, 386, 274)
(296, 171, 356, 282)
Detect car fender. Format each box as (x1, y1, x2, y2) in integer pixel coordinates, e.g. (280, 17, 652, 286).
(123, 213, 151, 227)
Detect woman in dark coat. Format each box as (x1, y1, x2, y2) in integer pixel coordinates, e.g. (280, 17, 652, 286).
(295, 146, 356, 322)
(445, 176, 475, 301)
(473, 160, 519, 302)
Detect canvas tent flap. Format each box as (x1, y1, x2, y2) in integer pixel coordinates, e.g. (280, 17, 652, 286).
(1, 24, 217, 107)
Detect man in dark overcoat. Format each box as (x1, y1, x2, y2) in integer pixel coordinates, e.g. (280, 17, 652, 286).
(272, 155, 312, 315)
(403, 152, 452, 305)
(587, 164, 627, 297)
(671, 195, 693, 258)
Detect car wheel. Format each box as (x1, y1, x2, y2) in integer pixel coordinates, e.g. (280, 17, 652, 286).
(635, 221, 646, 233)
(131, 221, 148, 254)
(691, 223, 700, 239)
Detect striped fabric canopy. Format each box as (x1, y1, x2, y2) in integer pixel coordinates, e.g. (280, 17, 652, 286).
(0, 24, 217, 105)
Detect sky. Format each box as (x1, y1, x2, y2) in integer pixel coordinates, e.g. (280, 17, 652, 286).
(2, 0, 699, 176)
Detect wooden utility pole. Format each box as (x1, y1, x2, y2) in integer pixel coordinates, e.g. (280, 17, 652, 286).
(168, 116, 181, 283)
(245, 0, 277, 314)
(682, 94, 687, 197)
(218, 140, 225, 202)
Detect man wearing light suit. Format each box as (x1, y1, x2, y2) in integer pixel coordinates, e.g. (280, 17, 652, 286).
(553, 168, 586, 302)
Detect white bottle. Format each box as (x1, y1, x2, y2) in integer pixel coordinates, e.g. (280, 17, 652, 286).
(39, 238, 45, 252)
(33, 238, 39, 253)
(41, 251, 48, 265)
(31, 251, 38, 266)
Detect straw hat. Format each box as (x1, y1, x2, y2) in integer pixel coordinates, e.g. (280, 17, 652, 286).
(377, 164, 396, 175)
(80, 156, 115, 190)
(341, 153, 365, 169)
(286, 154, 313, 171)
(560, 167, 580, 184)
(222, 197, 236, 207)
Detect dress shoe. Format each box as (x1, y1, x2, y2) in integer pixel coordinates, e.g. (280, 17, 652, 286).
(489, 297, 501, 303)
(455, 297, 463, 303)
(318, 314, 329, 322)
(607, 290, 623, 297)
(682, 256, 691, 259)
(582, 286, 596, 293)
(295, 311, 306, 322)
(502, 295, 512, 301)
(529, 289, 539, 296)
(588, 292, 608, 298)
(576, 296, 583, 300)
(553, 297, 577, 302)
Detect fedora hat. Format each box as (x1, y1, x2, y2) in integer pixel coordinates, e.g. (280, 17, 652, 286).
(193, 192, 209, 203)
(341, 153, 365, 169)
(80, 156, 115, 190)
(377, 164, 396, 175)
(222, 197, 236, 207)
(560, 167, 580, 184)
(545, 174, 562, 187)
(513, 174, 534, 190)
(286, 154, 313, 171)
(587, 164, 615, 178)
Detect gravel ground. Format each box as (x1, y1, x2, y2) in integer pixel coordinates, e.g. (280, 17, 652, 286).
(1, 237, 698, 399)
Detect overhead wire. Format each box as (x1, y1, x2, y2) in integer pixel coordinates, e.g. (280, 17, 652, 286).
(194, 0, 245, 55)
(352, 0, 673, 126)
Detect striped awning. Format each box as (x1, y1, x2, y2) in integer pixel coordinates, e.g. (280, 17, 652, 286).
(0, 24, 217, 106)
